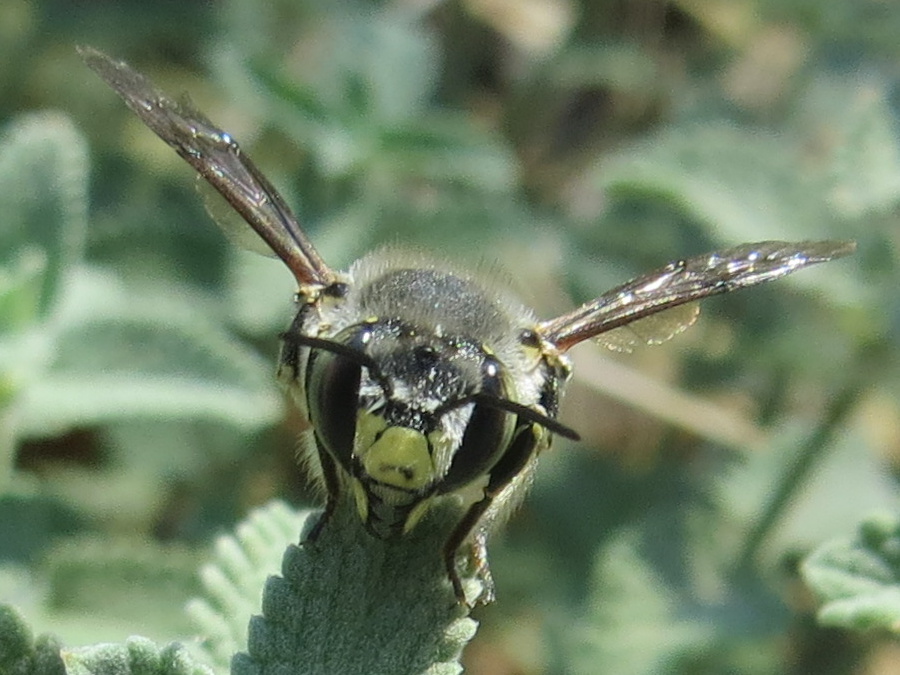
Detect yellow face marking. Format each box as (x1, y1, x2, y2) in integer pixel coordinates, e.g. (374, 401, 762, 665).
(403, 497, 434, 534)
(351, 478, 369, 522)
(358, 423, 436, 491)
(355, 409, 387, 450)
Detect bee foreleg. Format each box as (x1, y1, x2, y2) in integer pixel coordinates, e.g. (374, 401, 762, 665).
(444, 422, 543, 605)
(468, 528, 495, 604)
(304, 447, 342, 543)
(443, 496, 493, 605)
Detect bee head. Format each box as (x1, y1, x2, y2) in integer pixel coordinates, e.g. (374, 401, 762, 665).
(299, 318, 516, 535)
(286, 260, 577, 538)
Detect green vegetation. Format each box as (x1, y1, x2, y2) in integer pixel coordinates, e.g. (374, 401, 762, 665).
(1, 0, 898, 673)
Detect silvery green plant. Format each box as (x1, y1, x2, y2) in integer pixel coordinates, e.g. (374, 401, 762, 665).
(4, 3, 900, 673)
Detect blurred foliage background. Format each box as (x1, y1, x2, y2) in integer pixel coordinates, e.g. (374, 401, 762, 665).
(1, 0, 898, 673)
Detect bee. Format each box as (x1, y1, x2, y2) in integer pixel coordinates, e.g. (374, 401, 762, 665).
(80, 47, 855, 605)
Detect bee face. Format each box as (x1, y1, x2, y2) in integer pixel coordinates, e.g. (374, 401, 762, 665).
(81, 46, 855, 605)
(282, 252, 564, 541)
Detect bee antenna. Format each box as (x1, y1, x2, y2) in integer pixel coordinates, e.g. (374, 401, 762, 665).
(280, 332, 382, 374)
(439, 393, 580, 441)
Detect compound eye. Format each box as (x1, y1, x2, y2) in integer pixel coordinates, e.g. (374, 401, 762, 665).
(305, 349, 362, 467)
(438, 405, 515, 494)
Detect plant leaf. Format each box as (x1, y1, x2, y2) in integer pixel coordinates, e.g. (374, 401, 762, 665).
(17, 268, 281, 438)
(0, 248, 47, 337)
(802, 513, 900, 633)
(0, 603, 65, 675)
(795, 76, 900, 218)
(62, 636, 214, 675)
(187, 500, 308, 671)
(0, 113, 88, 320)
(231, 497, 479, 675)
(561, 529, 713, 675)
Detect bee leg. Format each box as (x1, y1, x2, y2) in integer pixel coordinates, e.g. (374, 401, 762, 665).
(444, 424, 543, 605)
(469, 528, 495, 604)
(443, 496, 493, 605)
(277, 303, 312, 381)
(304, 449, 341, 543)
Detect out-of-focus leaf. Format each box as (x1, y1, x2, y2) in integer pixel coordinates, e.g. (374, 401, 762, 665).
(0, 249, 49, 464)
(287, 11, 438, 125)
(0, 565, 44, 620)
(0, 113, 88, 319)
(598, 124, 837, 240)
(549, 42, 661, 92)
(223, 3, 439, 122)
(245, 61, 333, 126)
(187, 500, 307, 671)
(226, 250, 296, 335)
(241, 61, 361, 177)
(592, 123, 864, 302)
(802, 513, 900, 633)
(21, 368, 277, 440)
(223, 9, 517, 195)
(761, 0, 900, 59)
(713, 425, 899, 562)
(0, 248, 47, 336)
(0, 114, 90, 456)
(0, 3, 35, 83)
(42, 536, 200, 643)
(561, 529, 713, 675)
(17, 268, 281, 438)
(377, 118, 518, 192)
(105, 420, 259, 484)
(795, 77, 900, 218)
(551, 499, 794, 674)
(23, 465, 165, 535)
(0, 405, 15, 490)
(0, 494, 83, 565)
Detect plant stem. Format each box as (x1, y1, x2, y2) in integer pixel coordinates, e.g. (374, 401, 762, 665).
(733, 362, 870, 575)
(0, 400, 18, 493)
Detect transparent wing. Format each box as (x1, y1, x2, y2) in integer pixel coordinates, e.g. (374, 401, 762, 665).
(196, 177, 278, 258)
(596, 302, 700, 353)
(79, 46, 335, 289)
(540, 240, 856, 352)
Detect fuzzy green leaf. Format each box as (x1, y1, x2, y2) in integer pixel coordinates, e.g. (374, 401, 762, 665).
(713, 426, 899, 560)
(0, 113, 88, 319)
(17, 268, 281, 438)
(187, 501, 308, 671)
(0, 248, 47, 336)
(230, 498, 478, 675)
(802, 513, 900, 633)
(62, 636, 214, 675)
(0, 603, 65, 675)
(597, 124, 841, 244)
(376, 118, 517, 192)
(562, 529, 712, 675)
(42, 536, 202, 641)
(795, 77, 900, 218)
(3, 600, 213, 675)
